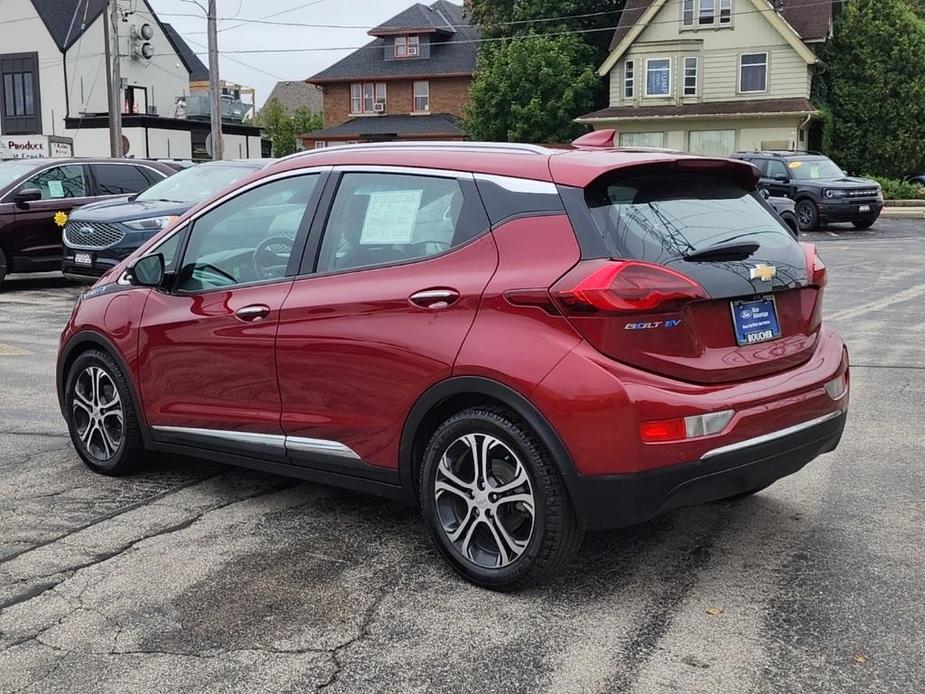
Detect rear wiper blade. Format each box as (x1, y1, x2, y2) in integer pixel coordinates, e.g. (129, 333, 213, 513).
(684, 241, 760, 262)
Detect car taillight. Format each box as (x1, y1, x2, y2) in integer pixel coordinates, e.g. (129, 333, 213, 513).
(640, 410, 734, 443)
(802, 242, 827, 287)
(552, 260, 707, 314)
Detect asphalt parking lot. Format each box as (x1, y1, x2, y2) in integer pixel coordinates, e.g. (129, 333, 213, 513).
(0, 219, 923, 694)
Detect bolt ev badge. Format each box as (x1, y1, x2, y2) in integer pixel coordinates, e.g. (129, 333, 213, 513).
(749, 264, 776, 282)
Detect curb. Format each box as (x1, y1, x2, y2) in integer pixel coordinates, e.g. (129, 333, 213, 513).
(881, 207, 925, 218)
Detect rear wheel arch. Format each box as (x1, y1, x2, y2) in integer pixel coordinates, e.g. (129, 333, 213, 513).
(399, 377, 579, 504)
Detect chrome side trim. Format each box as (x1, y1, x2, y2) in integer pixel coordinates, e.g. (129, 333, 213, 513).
(474, 173, 558, 195)
(152, 426, 285, 449)
(151, 426, 361, 460)
(286, 436, 362, 460)
(700, 411, 842, 460)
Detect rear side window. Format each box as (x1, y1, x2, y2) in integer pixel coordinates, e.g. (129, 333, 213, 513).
(316, 172, 486, 273)
(93, 164, 155, 195)
(579, 172, 793, 262)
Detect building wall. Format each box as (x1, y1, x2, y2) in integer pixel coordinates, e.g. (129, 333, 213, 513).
(319, 76, 472, 128)
(607, 0, 812, 108)
(0, 0, 66, 137)
(605, 114, 805, 155)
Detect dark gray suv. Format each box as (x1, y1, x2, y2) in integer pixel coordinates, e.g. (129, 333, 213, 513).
(732, 151, 883, 231)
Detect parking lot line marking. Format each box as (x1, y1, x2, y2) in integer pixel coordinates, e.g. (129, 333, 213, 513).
(827, 283, 925, 322)
(0, 343, 30, 356)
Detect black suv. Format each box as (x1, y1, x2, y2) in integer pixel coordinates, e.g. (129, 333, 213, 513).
(732, 151, 883, 231)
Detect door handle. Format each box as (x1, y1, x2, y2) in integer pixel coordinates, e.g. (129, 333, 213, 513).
(409, 288, 460, 309)
(235, 304, 271, 322)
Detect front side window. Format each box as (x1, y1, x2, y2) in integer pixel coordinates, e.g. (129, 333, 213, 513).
(683, 57, 698, 96)
(94, 164, 156, 195)
(413, 80, 429, 112)
(176, 175, 319, 291)
(318, 173, 473, 273)
(624, 60, 634, 99)
(766, 160, 788, 180)
(645, 59, 671, 97)
(20, 165, 88, 200)
(740, 52, 768, 92)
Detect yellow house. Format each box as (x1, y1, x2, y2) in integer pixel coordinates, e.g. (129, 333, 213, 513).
(577, 0, 834, 155)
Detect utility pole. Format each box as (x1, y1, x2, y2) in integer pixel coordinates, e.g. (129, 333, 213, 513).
(107, 0, 123, 157)
(207, 0, 223, 160)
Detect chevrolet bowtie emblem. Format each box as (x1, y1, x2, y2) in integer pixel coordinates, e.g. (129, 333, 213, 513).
(749, 264, 777, 282)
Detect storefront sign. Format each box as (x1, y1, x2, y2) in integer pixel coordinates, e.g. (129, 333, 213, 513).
(0, 135, 74, 160)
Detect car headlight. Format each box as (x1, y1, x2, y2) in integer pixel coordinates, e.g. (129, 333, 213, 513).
(123, 215, 177, 231)
(824, 189, 847, 199)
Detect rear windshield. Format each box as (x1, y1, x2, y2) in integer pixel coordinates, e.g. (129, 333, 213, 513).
(583, 172, 793, 262)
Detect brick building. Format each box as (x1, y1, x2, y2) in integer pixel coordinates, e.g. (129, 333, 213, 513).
(298, 0, 477, 148)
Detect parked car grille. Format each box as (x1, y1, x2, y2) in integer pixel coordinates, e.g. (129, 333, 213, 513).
(847, 189, 879, 198)
(64, 222, 126, 250)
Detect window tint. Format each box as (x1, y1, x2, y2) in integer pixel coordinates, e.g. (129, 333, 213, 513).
(766, 160, 788, 179)
(94, 164, 154, 195)
(318, 173, 472, 273)
(21, 165, 87, 199)
(176, 175, 319, 291)
(583, 172, 793, 263)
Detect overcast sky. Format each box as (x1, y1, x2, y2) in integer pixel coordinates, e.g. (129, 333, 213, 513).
(148, 0, 436, 107)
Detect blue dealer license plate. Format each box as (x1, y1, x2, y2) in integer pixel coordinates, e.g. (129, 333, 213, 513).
(731, 297, 781, 346)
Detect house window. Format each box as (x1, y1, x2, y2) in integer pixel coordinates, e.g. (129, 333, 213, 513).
(739, 52, 768, 93)
(688, 129, 736, 157)
(619, 132, 665, 148)
(645, 59, 670, 97)
(683, 57, 698, 96)
(624, 60, 634, 99)
(395, 35, 419, 58)
(683, 1, 731, 29)
(351, 82, 387, 114)
(315, 141, 327, 149)
(682, 0, 695, 27)
(0, 52, 41, 135)
(413, 80, 429, 112)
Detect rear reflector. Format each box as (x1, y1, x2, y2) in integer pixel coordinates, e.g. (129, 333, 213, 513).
(640, 409, 735, 443)
(825, 373, 847, 400)
(553, 260, 707, 314)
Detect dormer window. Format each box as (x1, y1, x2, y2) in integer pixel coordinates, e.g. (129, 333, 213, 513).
(395, 35, 420, 58)
(682, 0, 732, 28)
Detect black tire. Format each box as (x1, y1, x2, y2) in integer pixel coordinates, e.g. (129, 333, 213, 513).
(780, 212, 799, 237)
(795, 199, 819, 231)
(0, 247, 7, 288)
(64, 349, 149, 476)
(419, 407, 584, 591)
(852, 216, 877, 230)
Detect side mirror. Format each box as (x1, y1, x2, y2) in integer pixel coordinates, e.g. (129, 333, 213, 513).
(14, 187, 42, 207)
(759, 188, 770, 199)
(128, 253, 165, 287)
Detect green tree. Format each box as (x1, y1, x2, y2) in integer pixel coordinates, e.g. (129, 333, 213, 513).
(256, 98, 323, 157)
(822, 0, 925, 177)
(464, 34, 601, 142)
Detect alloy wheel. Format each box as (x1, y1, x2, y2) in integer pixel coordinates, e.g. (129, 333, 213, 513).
(433, 433, 536, 569)
(797, 201, 817, 229)
(72, 366, 124, 461)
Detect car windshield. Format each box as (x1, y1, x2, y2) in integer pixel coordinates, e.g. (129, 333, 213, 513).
(584, 172, 793, 263)
(136, 163, 256, 204)
(787, 157, 844, 181)
(0, 160, 40, 190)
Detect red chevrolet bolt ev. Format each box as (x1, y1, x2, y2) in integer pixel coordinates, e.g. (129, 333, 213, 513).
(56, 136, 849, 590)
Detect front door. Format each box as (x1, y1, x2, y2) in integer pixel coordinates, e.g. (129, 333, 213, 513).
(138, 172, 324, 457)
(10, 163, 95, 270)
(764, 159, 794, 198)
(276, 169, 497, 473)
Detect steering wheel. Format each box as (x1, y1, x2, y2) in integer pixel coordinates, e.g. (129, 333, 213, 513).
(253, 236, 295, 279)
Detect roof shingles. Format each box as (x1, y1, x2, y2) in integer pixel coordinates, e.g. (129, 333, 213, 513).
(301, 113, 462, 139)
(578, 98, 817, 121)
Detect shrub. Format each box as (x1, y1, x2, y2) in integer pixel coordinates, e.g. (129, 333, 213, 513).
(870, 176, 925, 200)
